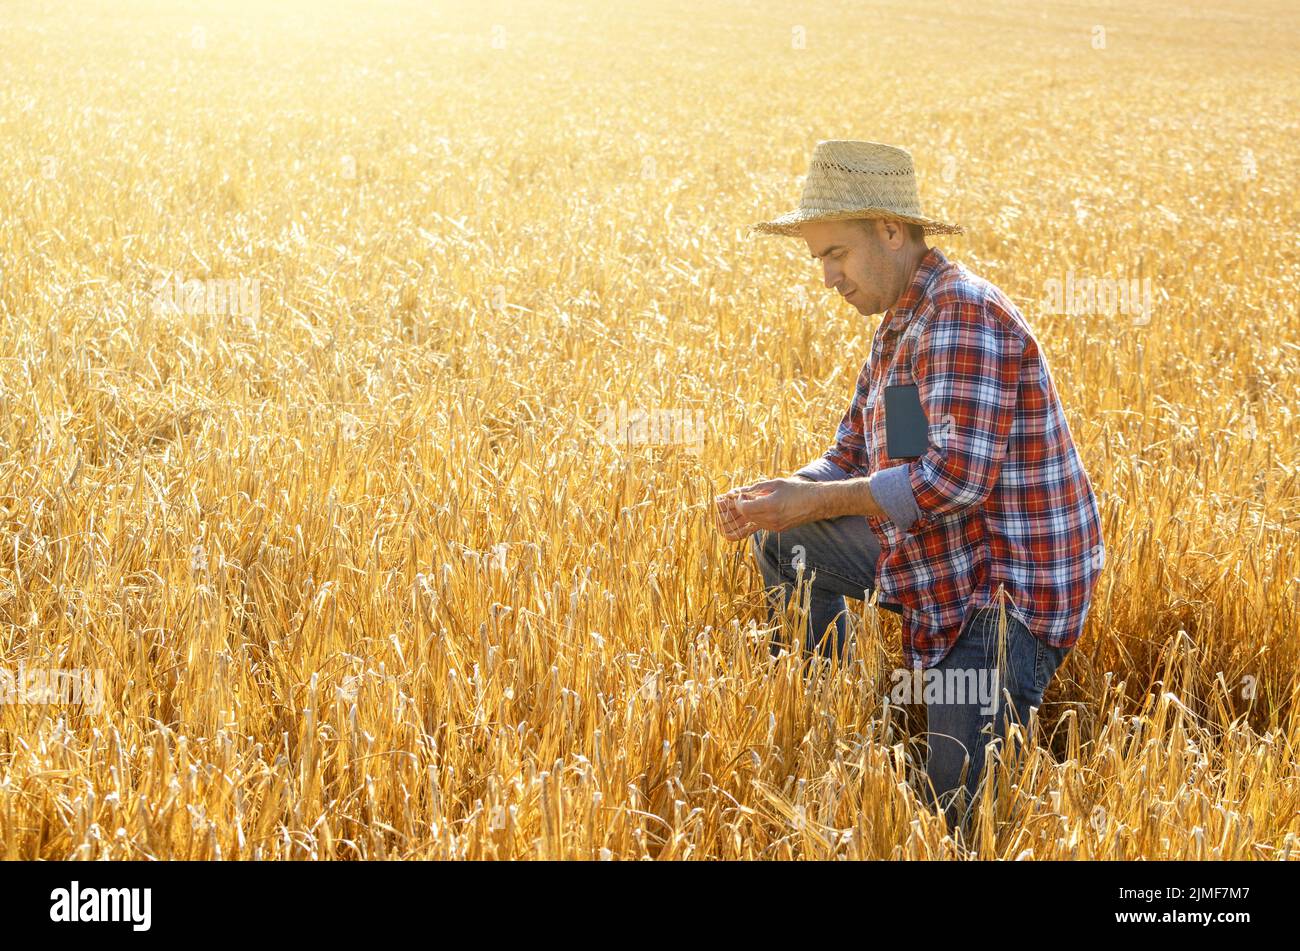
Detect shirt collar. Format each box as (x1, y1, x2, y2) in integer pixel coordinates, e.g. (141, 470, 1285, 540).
(882, 246, 950, 334)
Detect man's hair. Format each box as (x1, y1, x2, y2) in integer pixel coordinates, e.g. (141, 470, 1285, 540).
(857, 218, 925, 243)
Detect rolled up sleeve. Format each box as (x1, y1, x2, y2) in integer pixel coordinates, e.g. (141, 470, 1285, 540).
(868, 464, 922, 531)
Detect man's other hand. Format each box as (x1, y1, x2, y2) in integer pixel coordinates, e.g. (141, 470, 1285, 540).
(714, 488, 760, 542)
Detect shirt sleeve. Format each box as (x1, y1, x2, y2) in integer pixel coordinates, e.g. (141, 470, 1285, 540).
(903, 297, 1024, 533)
(868, 464, 922, 530)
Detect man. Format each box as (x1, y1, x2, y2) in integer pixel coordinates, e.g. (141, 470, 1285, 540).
(716, 140, 1105, 838)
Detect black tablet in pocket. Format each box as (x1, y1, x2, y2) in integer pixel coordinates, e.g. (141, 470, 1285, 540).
(884, 384, 930, 458)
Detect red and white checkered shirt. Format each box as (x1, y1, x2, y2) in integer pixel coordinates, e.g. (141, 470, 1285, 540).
(804, 246, 1105, 669)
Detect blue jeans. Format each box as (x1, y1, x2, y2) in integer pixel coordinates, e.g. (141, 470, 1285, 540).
(925, 606, 1071, 837)
(749, 519, 1071, 837)
(749, 516, 889, 660)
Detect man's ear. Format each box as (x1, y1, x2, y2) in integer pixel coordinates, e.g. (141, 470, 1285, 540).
(880, 219, 907, 250)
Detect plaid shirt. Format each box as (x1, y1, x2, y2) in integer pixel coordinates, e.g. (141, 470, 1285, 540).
(799, 246, 1105, 669)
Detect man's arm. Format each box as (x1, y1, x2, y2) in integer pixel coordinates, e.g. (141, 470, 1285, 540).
(898, 297, 1025, 533)
(718, 444, 853, 540)
(811, 477, 887, 519)
(733, 475, 885, 530)
(751, 303, 1022, 534)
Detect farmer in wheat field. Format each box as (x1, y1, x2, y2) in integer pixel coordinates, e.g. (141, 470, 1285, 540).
(716, 140, 1105, 837)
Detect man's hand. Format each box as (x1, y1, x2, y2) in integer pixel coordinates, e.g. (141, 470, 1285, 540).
(732, 478, 822, 533)
(714, 489, 760, 542)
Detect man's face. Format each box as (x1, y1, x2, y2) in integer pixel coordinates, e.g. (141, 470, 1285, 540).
(801, 218, 909, 316)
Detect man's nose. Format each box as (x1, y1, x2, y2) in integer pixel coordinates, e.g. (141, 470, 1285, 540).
(823, 265, 840, 290)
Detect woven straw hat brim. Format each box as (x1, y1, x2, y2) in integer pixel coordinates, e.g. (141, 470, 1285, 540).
(752, 139, 964, 237)
(751, 207, 964, 237)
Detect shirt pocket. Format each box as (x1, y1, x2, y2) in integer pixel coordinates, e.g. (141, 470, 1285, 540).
(870, 350, 919, 463)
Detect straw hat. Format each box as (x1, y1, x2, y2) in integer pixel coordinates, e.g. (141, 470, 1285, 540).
(751, 140, 963, 237)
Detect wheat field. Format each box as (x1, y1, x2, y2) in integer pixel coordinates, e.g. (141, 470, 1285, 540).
(0, 0, 1298, 860)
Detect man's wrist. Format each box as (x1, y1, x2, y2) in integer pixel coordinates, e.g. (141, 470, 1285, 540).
(811, 477, 883, 520)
